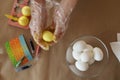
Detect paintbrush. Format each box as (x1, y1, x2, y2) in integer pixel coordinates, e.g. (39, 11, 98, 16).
(5, 14, 18, 21)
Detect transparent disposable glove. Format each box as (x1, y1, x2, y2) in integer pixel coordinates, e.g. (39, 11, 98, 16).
(29, 0, 78, 50)
(29, 0, 49, 50)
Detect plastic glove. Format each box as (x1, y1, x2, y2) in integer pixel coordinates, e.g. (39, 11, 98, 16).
(29, 0, 78, 50)
(29, 0, 49, 50)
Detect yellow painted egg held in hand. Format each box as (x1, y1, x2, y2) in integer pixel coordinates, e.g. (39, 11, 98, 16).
(18, 16, 29, 26)
(22, 6, 31, 16)
(42, 31, 56, 42)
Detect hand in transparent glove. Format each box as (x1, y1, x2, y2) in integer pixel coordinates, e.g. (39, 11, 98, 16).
(29, 0, 49, 50)
(29, 0, 78, 50)
(53, 0, 78, 41)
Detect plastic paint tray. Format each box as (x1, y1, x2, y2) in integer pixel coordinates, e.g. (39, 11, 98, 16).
(7, 0, 30, 29)
(5, 35, 33, 67)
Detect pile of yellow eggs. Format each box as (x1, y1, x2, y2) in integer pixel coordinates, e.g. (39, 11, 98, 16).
(18, 6, 31, 26)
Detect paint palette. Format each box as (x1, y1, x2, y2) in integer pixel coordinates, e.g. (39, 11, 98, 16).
(5, 35, 33, 67)
(7, 0, 30, 29)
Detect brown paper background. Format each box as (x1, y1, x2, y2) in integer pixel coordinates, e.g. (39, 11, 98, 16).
(0, 0, 120, 80)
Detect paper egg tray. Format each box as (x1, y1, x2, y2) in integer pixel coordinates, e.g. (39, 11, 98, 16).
(8, 0, 30, 29)
(5, 35, 33, 67)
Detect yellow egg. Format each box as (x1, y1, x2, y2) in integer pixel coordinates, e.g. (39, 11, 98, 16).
(42, 31, 56, 42)
(22, 6, 31, 16)
(18, 16, 29, 26)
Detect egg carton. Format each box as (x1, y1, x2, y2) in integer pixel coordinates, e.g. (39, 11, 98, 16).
(8, 0, 30, 29)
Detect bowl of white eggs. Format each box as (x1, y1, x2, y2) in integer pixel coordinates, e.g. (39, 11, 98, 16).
(66, 36, 109, 78)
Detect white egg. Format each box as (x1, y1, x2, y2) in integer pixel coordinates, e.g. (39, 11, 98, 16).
(88, 58, 95, 65)
(73, 40, 87, 52)
(75, 60, 89, 71)
(93, 47, 104, 61)
(86, 44, 93, 50)
(83, 49, 94, 59)
(69, 65, 80, 74)
(80, 51, 91, 62)
(72, 50, 81, 60)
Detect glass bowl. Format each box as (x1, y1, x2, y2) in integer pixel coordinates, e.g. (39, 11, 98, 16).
(66, 36, 109, 78)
